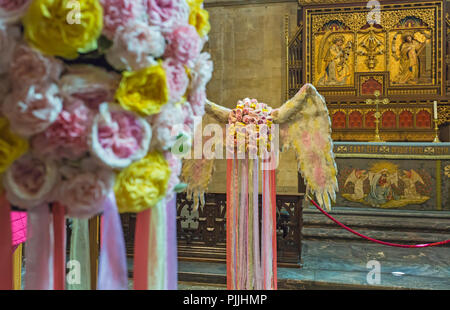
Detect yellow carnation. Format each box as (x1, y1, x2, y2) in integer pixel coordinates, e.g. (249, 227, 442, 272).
(115, 62, 169, 116)
(187, 0, 210, 37)
(0, 118, 28, 174)
(23, 0, 103, 59)
(114, 151, 171, 213)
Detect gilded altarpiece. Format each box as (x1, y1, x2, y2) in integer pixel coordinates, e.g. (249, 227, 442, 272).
(293, 0, 450, 142)
(305, 2, 443, 95)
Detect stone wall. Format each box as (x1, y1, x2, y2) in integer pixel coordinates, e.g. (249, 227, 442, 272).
(203, 0, 301, 193)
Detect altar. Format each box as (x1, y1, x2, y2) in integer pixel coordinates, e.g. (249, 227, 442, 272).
(302, 142, 450, 249)
(333, 142, 450, 211)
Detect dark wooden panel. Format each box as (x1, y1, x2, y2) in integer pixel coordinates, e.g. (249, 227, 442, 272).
(120, 193, 304, 267)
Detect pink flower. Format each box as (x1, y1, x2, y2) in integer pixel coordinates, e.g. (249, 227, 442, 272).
(146, 0, 189, 33)
(89, 104, 152, 169)
(180, 100, 195, 131)
(31, 99, 93, 160)
(2, 83, 63, 137)
(0, 0, 31, 24)
(56, 170, 113, 219)
(188, 88, 206, 117)
(149, 102, 186, 151)
(3, 154, 59, 210)
(100, 0, 146, 40)
(163, 58, 188, 103)
(9, 44, 63, 90)
(106, 21, 165, 71)
(0, 24, 19, 74)
(164, 151, 181, 197)
(164, 25, 201, 66)
(59, 65, 120, 110)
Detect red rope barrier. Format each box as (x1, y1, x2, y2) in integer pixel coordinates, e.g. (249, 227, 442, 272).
(307, 196, 450, 248)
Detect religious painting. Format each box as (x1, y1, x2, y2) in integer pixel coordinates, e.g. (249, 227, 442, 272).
(314, 22, 354, 87)
(340, 161, 431, 208)
(356, 24, 386, 72)
(389, 21, 433, 85)
(334, 158, 450, 211)
(304, 1, 443, 95)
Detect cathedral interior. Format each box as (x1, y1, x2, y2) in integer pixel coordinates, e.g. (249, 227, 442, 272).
(3, 0, 450, 291)
(166, 0, 450, 290)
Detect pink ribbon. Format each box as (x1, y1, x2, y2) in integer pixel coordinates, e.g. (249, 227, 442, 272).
(166, 196, 177, 290)
(97, 192, 128, 290)
(52, 204, 66, 290)
(25, 204, 53, 290)
(133, 209, 150, 290)
(0, 195, 13, 290)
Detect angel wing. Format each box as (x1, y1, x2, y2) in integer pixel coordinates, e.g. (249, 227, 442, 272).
(272, 83, 338, 210)
(181, 84, 338, 211)
(180, 101, 230, 209)
(408, 169, 425, 184)
(344, 169, 358, 188)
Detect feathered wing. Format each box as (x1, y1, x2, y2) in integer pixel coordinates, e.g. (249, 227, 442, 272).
(273, 83, 338, 210)
(181, 100, 230, 209)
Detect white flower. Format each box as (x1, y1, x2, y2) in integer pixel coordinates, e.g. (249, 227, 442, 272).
(106, 21, 165, 71)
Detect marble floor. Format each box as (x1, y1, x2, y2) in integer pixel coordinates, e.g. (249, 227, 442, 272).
(175, 240, 450, 290)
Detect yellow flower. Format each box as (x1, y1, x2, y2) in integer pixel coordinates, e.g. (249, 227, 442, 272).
(115, 62, 169, 116)
(114, 151, 171, 213)
(187, 0, 210, 37)
(0, 118, 28, 174)
(23, 0, 103, 59)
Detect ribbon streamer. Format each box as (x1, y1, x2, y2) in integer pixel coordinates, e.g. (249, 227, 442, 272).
(25, 204, 54, 290)
(227, 154, 277, 290)
(0, 195, 13, 290)
(133, 199, 168, 290)
(97, 192, 128, 290)
(67, 219, 91, 290)
(147, 199, 167, 289)
(166, 196, 178, 290)
(52, 204, 66, 290)
(133, 209, 150, 290)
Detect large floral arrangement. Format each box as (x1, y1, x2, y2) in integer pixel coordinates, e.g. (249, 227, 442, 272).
(0, 0, 213, 217)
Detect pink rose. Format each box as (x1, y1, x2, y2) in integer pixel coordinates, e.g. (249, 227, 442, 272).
(90, 104, 152, 169)
(106, 21, 165, 71)
(3, 154, 59, 210)
(164, 25, 201, 66)
(0, 24, 19, 74)
(2, 83, 63, 137)
(31, 98, 93, 160)
(56, 170, 113, 219)
(59, 65, 120, 110)
(0, 0, 31, 24)
(100, 0, 146, 40)
(163, 58, 189, 104)
(9, 44, 63, 90)
(146, 0, 189, 33)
